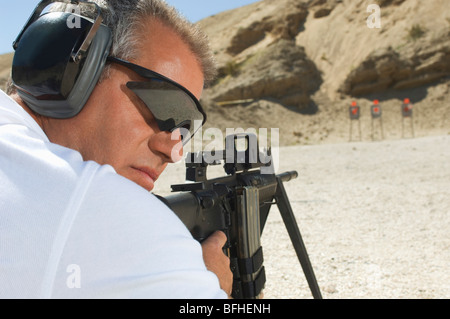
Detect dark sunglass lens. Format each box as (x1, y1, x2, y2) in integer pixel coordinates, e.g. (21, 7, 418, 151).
(126, 81, 204, 139)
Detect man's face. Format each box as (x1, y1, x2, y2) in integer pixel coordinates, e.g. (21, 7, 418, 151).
(43, 19, 205, 191)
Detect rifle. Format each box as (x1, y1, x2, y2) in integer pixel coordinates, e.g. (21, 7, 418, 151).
(158, 133, 322, 299)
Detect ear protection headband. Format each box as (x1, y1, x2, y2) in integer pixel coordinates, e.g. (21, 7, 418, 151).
(11, 0, 112, 118)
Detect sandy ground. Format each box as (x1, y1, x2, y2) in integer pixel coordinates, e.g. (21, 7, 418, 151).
(153, 134, 450, 299)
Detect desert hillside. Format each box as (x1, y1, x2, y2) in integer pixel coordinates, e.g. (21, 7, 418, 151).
(197, 0, 450, 146)
(1, 0, 449, 146)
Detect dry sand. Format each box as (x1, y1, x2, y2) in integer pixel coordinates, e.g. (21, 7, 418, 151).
(153, 134, 450, 299)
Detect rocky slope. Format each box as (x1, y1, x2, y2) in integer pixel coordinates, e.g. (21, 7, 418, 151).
(197, 0, 450, 146)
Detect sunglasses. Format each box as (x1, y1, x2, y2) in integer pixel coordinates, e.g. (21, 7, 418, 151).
(107, 56, 206, 145)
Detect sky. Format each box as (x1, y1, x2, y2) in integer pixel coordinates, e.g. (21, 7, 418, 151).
(0, 0, 261, 55)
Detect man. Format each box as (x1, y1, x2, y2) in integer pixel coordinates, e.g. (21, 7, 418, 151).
(0, 0, 232, 298)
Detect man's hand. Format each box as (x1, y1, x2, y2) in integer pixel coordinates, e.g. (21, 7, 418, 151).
(201, 231, 233, 297)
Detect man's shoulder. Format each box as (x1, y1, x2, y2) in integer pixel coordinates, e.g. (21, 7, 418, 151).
(81, 163, 185, 230)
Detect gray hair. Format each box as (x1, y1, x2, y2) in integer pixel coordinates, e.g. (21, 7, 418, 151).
(7, 0, 216, 94)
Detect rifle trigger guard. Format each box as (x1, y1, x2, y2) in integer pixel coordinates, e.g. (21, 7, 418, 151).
(264, 198, 278, 206)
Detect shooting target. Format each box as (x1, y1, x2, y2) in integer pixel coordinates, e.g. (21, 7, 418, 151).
(349, 106, 360, 120)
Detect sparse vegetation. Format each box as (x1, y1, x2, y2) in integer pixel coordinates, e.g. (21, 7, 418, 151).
(407, 24, 427, 41)
(223, 60, 240, 77)
(321, 53, 332, 64)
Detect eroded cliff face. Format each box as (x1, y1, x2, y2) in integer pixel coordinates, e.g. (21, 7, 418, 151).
(209, 39, 323, 112)
(340, 29, 450, 96)
(199, 0, 450, 104)
(200, 0, 317, 111)
(193, 0, 449, 145)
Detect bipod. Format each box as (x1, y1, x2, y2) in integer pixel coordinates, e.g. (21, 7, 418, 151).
(273, 175, 323, 299)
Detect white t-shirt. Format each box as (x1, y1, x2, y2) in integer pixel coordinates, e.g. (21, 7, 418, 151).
(0, 90, 227, 299)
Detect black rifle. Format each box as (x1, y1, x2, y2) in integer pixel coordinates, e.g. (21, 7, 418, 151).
(158, 133, 322, 299)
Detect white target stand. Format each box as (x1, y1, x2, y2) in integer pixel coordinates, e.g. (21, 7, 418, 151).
(371, 99, 384, 141)
(401, 98, 415, 138)
(349, 101, 362, 142)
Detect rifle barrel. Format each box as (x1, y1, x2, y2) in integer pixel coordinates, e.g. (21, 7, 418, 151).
(277, 171, 298, 183)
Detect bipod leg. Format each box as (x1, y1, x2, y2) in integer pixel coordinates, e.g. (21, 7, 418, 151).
(358, 119, 362, 141)
(349, 120, 353, 142)
(275, 177, 322, 299)
(371, 118, 374, 141)
(402, 117, 405, 138)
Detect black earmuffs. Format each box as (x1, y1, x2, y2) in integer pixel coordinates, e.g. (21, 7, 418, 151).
(12, 0, 112, 118)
